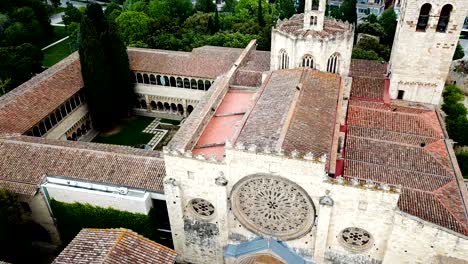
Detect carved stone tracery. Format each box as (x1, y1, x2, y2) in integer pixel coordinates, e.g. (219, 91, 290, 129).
(338, 227, 374, 252)
(230, 174, 315, 240)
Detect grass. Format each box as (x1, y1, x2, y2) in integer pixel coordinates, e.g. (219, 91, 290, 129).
(92, 116, 155, 147)
(42, 40, 75, 67)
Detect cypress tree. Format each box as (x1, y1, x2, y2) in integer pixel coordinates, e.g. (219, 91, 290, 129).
(207, 16, 214, 34)
(258, 0, 265, 27)
(79, 4, 134, 131)
(340, 0, 357, 24)
(214, 9, 220, 33)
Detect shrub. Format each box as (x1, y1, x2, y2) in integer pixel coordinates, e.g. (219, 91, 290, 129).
(456, 151, 468, 179)
(50, 200, 166, 245)
(442, 85, 468, 147)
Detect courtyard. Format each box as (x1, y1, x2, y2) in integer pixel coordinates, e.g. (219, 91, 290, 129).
(91, 116, 180, 149)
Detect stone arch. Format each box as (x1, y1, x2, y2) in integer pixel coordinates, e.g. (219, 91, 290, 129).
(55, 109, 63, 122)
(183, 78, 190, 88)
(150, 74, 157, 85)
(33, 126, 41, 137)
(170, 103, 177, 112)
(177, 77, 183, 88)
(436, 4, 453, 32)
(197, 80, 204, 90)
(72, 132, 77, 141)
(170, 76, 176, 87)
(177, 104, 184, 115)
(302, 54, 315, 68)
(157, 75, 162, 85)
(164, 102, 170, 111)
(416, 3, 431, 31)
(44, 117, 52, 130)
(60, 105, 67, 117)
(140, 99, 147, 109)
(50, 113, 57, 126)
(74, 94, 81, 106)
(143, 73, 150, 84)
(136, 73, 143, 83)
(85, 120, 91, 130)
(70, 97, 76, 109)
(157, 101, 164, 110)
(65, 101, 72, 113)
(278, 49, 289, 70)
(204, 80, 211, 90)
(163, 76, 170, 86)
(187, 105, 194, 114)
(77, 128, 82, 137)
(81, 123, 87, 134)
(150, 101, 157, 109)
(132, 72, 137, 83)
(191, 79, 197, 89)
(327, 53, 340, 74)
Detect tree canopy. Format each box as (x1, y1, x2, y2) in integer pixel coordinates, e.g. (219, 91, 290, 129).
(79, 4, 134, 131)
(115, 11, 151, 45)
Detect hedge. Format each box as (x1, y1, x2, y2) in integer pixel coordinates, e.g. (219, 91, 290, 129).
(50, 200, 166, 245)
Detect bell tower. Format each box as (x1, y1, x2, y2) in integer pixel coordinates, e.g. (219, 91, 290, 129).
(388, 0, 467, 105)
(304, 0, 326, 31)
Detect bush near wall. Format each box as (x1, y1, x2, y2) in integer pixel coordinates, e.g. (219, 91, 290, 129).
(442, 85, 468, 178)
(50, 200, 163, 245)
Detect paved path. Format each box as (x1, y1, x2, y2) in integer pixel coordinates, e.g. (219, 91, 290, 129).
(42, 36, 70, 50)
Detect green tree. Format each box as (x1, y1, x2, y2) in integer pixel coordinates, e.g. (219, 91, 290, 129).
(0, 189, 24, 261)
(357, 22, 385, 38)
(352, 48, 383, 61)
(196, 0, 217, 13)
(340, 0, 357, 24)
(148, 0, 193, 23)
(184, 13, 211, 33)
(62, 2, 82, 27)
(276, 0, 295, 19)
(356, 37, 390, 61)
(379, 7, 397, 46)
(214, 9, 220, 33)
(223, 0, 237, 12)
(104, 2, 123, 17)
(123, 0, 147, 12)
(453, 42, 465, 60)
(257, 0, 265, 27)
(50, 0, 61, 8)
(79, 4, 134, 131)
(456, 151, 468, 179)
(115, 11, 151, 45)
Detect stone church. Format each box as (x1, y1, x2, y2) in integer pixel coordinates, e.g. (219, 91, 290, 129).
(0, 0, 466, 263)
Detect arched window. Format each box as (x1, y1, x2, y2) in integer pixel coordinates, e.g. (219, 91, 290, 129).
(176, 77, 183, 88)
(171, 103, 177, 112)
(81, 124, 87, 134)
(136, 73, 143, 83)
(177, 104, 184, 115)
(132, 73, 137, 83)
(170, 77, 176, 87)
(140, 100, 147, 109)
(164, 102, 170, 111)
(157, 75, 162, 85)
(191, 79, 197, 89)
(164, 76, 170, 86)
(157, 101, 164, 110)
(150, 101, 157, 109)
(143, 74, 149, 84)
(205, 80, 211, 90)
(50, 113, 57, 126)
(55, 109, 63, 122)
(75, 95, 81, 106)
(327, 53, 340, 74)
(437, 4, 453, 33)
(85, 120, 91, 130)
(312, 0, 319, 10)
(198, 80, 204, 90)
(416, 3, 431, 31)
(39, 122, 46, 135)
(33, 126, 41, 137)
(184, 78, 190, 88)
(187, 105, 194, 114)
(310, 16, 317, 26)
(150, 74, 156, 85)
(70, 97, 76, 109)
(302, 55, 314, 68)
(65, 101, 72, 113)
(61, 105, 67, 117)
(77, 128, 82, 137)
(278, 49, 289, 70)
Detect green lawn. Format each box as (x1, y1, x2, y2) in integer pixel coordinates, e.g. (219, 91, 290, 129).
(92, 116, 155, 147)
(42, 39, 74, 67)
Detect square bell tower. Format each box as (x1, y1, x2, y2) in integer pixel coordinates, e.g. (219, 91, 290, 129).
(304, 0, 326, 31)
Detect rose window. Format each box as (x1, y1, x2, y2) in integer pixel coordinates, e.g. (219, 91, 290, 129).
(188, 198, 215, 220)
(338, 227, 374, 252)
(230, 174, 315, 240)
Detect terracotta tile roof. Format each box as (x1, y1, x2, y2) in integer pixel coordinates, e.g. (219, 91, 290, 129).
(53, 228, 176, 264)
(350, 76, 385, 100)
(275, 14, 352, 38)
(236, 69, 341, 157)
(239, 50, 271, 72)
(128, 46, 243, 79)
(350, 59, 387, 78)
(0, 53, 83, 134)
(344, 101, 468, 235)
(0, 135, 166, 195)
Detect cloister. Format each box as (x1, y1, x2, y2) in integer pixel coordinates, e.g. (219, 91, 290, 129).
(133, 71, 214, 91)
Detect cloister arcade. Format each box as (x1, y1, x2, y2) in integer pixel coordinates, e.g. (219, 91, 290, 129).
(26, 91, 86, 138)
(65, 113, 93, 141)
(133, 71, 214, 91)
(134, 94, 198, 117)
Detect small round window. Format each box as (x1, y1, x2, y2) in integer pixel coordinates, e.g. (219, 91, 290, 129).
(338, 227, 373, 252)
(188, 198, 215, 220)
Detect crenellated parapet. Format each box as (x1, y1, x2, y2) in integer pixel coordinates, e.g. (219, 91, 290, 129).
(324, 175, 402, 194)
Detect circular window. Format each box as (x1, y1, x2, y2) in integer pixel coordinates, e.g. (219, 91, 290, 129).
(338, 227, 374, 252)
(188, 198, 215, 220)
(230, 174, 315, 240)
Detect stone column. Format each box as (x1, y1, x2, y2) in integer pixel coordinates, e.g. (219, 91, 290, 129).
(314, 194, 334, 263)
(163, 178, 186, 262)
(214, 172, 229, 263)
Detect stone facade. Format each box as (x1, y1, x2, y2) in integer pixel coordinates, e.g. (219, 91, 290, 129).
(389, 0, 468, 104)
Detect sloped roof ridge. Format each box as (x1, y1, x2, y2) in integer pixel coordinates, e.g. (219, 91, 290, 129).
(432, 186, 468, 234)
(2, 136, 163, 161)
(0, 52, 79, 108)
